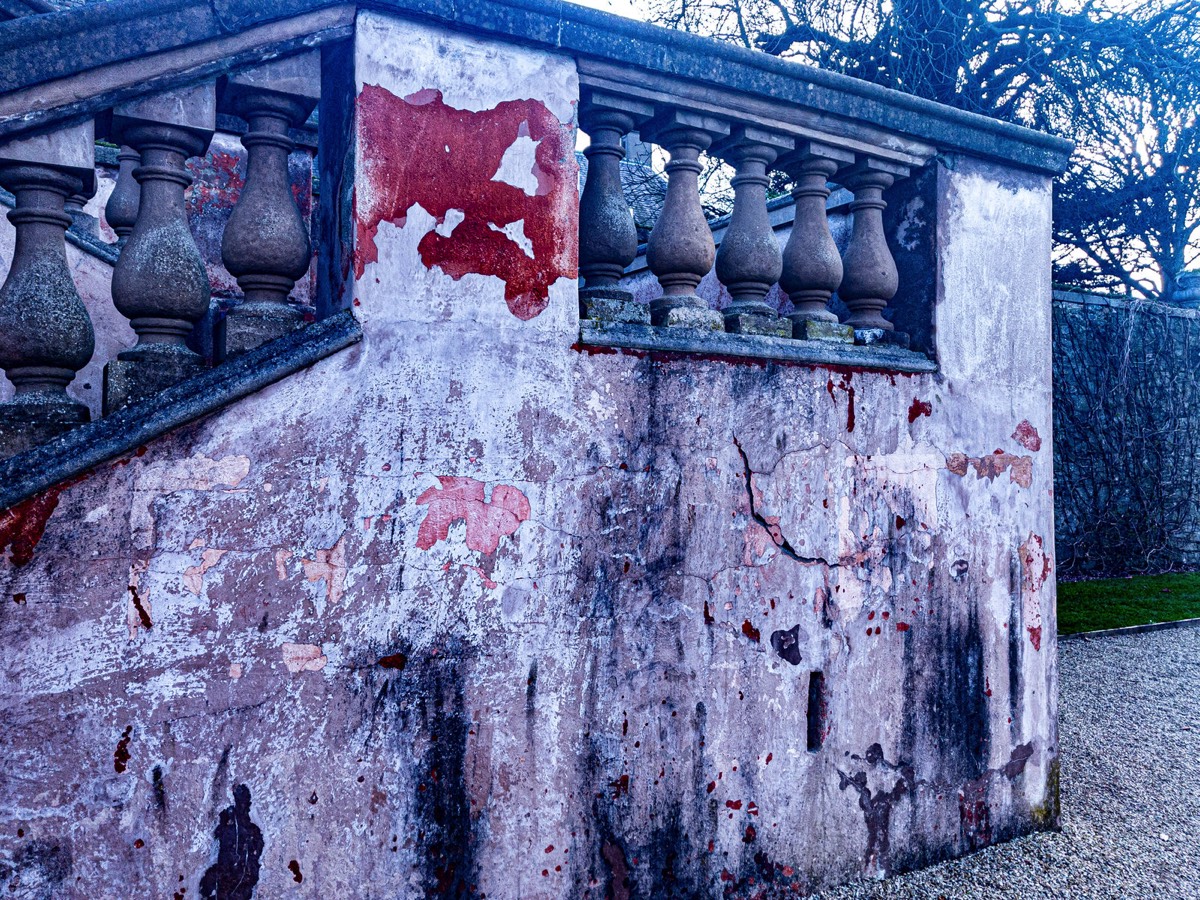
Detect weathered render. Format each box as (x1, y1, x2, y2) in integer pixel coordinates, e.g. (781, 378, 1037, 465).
(0, 2, 1065, 897)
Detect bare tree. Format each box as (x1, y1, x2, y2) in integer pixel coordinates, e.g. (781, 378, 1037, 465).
(646, 0, 1200, 300)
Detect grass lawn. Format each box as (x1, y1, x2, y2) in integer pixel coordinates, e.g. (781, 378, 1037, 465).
(1058, 572, 1200, 634)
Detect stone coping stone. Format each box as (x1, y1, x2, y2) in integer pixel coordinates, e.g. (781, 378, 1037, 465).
(0, 0, 1073, 176)
(0, 309, 362, 511)
(1059, 616, 1200, 642)
(579, 319, 938, 373)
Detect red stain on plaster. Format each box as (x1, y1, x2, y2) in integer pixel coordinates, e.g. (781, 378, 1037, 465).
(741, 619, 761, 642)
(908, 398, 932, 423)
(288, 860, 303, 884)
(1020, 533, 1050, 651)
(114, 726, 133, 773)
(726, 800, 743, 810)
(415, 477, 530, 553)
(826, 373, 856, 431)
(354, 84, 577, 319)
(896, 622, 910, 632)
(946, 451, 1033, 488)
(378, 652, 408, 670)
(0, 475, 85, 567)
(1012, 420, 1042, 452)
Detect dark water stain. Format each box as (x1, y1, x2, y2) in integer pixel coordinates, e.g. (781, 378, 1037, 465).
(153, 765, 168, 816)
(408, 651, 475, 896)
(129, 584, 152, 629)
(0, 838, 73, 898)
(199, 784, 263, 900)
(769, 624, 802, 665)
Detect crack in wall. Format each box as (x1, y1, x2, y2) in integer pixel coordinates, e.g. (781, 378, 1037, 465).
(733, 437, 841, 569)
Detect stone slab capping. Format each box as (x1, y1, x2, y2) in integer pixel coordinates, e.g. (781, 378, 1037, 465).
(0, 121, 96, 460)
(711, 125, 792, 337)
(219, 50, 320, 357)
(105, 82, 216, 414)
(642, 108, 729, 331)
(577, 88, 653, 326)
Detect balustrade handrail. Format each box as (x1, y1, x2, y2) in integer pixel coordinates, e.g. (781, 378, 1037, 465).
(0, 0, 1072, 174)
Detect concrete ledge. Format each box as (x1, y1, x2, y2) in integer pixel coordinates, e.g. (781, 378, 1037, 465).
(0, 310, 362, 511)
(1059, 617, 1200, 641)
(579, 320, 938, 373)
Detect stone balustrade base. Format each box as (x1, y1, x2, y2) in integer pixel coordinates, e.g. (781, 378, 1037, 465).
(724, 311, 791, 337)
(103, 352, 206, 415)
(854, 326, 911, 349)
(0, 397, 89, 460)
(795, 318, 855, 343)
(580, 320, 937, 372)
(580, 288, 650, 325)
(652, 304, 724, 331)
(224, 303, 306, 357)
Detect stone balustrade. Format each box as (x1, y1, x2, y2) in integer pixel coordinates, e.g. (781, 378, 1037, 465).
(576, 80, 932, 355)
(0, 52, 323, 458)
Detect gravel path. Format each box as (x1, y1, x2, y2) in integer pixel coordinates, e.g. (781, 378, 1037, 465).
(816, 627, 1200, 899)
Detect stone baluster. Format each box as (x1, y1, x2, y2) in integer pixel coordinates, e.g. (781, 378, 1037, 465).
(578, 90, 653, 325)
(642, 109, 728, 330)
(219, 52, 320, 355)
(0, 123, 97, 458)
(777, 142, 855, 342)
(105, 83, 216, 414)
(104, 146, 140, 244)
(711, 126, 792, 336)
(839, 158, 910, 339)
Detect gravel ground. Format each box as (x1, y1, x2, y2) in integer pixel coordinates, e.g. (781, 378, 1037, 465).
(815, 626, 1200, 899)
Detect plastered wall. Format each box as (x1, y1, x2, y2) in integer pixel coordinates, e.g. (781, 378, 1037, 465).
(0, 12, 1057, 898)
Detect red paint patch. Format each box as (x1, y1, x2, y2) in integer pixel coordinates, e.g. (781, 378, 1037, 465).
(415, 476, 530, 553)
(741, 619, 761, 642)
(726, 800, 742, 810)
(378, 652, 408, 670)
(0, 475, 85, 567)
(826, 373, 856, 432)
(114, 725, 132, 773)
(908, 398, 932, 423)
(1012, 420, 1042, 452)
(1019, 533, 1050, 651)
(354, 85, 577, 319)
(946, 451, 1033, 488)
(896, 622, 910, 632)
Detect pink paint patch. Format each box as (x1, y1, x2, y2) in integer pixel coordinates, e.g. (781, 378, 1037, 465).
(354, 84, 577, 319)
(1012, 420, 1042, 452)
(1019, 533, 1051, 650)
(415, 476, 530, 553)
(183, 548, 228, 596)
(947, 451, 1033, 488)
(302, 535, 347, 604)
(282, 642, 327, 673)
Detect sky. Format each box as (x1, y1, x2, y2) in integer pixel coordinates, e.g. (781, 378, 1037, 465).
(569, 0, 649, 21)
